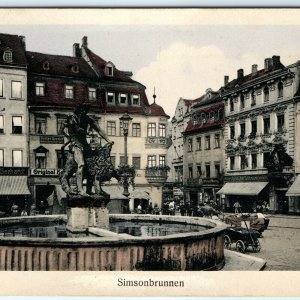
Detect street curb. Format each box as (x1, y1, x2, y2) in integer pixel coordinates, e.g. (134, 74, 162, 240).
(222, 249, 266, 271)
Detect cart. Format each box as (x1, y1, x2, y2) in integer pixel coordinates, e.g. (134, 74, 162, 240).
(224, 226, 261, 253)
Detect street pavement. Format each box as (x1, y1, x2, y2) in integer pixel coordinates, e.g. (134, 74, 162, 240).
(245, 214, 300, 270)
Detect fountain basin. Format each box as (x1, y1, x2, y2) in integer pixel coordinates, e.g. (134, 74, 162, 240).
(0, 214, 226, 271)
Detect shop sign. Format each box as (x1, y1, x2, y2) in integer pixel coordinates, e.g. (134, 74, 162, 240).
(0, 167, 28, 176)
(173, 188, 184, 196)
(40, 135, 64, 144)
(30, 168, 62, 176)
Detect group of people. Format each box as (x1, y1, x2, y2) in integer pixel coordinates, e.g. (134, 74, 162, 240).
(9, 201, 49, 217)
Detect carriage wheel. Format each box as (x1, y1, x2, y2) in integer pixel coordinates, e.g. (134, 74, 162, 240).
(224, 235, 231, 249)
(236, 240, 246, 253)
(252, 239, 261, 252)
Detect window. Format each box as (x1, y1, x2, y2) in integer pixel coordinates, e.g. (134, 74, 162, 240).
(251, 91, 256, 106)
(229, 98, 234, 112)
(0, 79, 3, 97)
(12, 116, 22, 134)
(57, 118, 66, 135)
(251, 120, 257, 136)
(263, 86, 269, 102)
(132, 95, 140, 105)
(35, 117, 46, 134)
(132, 156, 141, 169)
(214, 134, 220, 148)
(132, 123, 141, 137)
(215, 164, 220, 177)
(88, 87, 96, 100)
(252, 154, 257, 169)
(188, 166, 193, 178)
(3, 50, 12, 62)
(12, 150, 22, 167)
(119, 122, 124, 137)
(35, 82, 45, 96)
(42, 61, 50, 70)
(65, 85, 73, 99)
(107, 121, 116, 136)
(278, 81, 283, 98)
(196, 137, 201, 151)
(0, 149, 3, 166)
(197, 164, 202, 177)
(147, 123, 156, 137)
(263, 117, 270, 134)
(263, 152, 271, 168)
(119, 93, 128, 105)
(106, 66, 113, 76)
(277, 114, 285, 132)
(0, 115, 4, 133)
(147, 155, 156, 167)
(188, 138, 193, 152)
(159, 155, 166, 167)
(230, 156, 235, 170)
(240, 155, 247, 170)
(120, 156, 126, 166)
(158, 123, 166, 137)
(240, 94, 245, 109)
(205, 135, 211, 150)
(205, 164, 211, 178)
(107, 92, 115, 104)
(240, 123, 246, 138)
(230, 125, 235, 140)
(35, 153, 46, 169)
(56, 151, 65, 169)
(11, 81, 22, 99)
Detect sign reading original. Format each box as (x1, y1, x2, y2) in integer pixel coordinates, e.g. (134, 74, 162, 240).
(31, 169, 62, 176)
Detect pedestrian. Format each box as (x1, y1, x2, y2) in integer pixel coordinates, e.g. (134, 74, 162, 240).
(233, 201, 241, 214)
(137, 203, 142, 214)
(21, 209, 28, 216)
(179, 202, 186, 216)
(153, 203, 160, 215)
(169, 200, 175, 216)
(11, 203, 19, 217)
(147, 202, 154, 214)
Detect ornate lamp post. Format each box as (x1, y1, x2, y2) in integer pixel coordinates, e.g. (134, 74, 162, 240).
(119, 113, 133, 199)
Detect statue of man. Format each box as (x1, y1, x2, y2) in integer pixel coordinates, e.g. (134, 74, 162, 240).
(64, 104, 111, 196)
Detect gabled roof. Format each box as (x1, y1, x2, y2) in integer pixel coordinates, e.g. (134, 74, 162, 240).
(0, 33, 27, 66)
(26, 51, 98, 80)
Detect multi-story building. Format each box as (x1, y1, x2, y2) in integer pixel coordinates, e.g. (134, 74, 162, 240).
(218, 56, 298, 213)
(27, 36, 170, 212)
(182, 89, 225, 207)
(0, 33, 30, 213)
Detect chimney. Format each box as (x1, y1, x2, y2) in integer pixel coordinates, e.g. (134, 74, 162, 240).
(224, 75, 229, 85)
(264, 58, 273, 71)
(19, 35, 26, 50)
(73, 43, 81, 57)
(272, 55, 281, 69)
(252, 64, 258, 73)
(82, 36, 88, 47)
(237, 69, 244, 79)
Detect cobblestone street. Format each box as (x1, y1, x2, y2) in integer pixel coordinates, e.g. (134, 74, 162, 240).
(246, 215, 300, 270)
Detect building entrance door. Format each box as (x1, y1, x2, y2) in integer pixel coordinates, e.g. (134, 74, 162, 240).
(277, 190, 289, 214)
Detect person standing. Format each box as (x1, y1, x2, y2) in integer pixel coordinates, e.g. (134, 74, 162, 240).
(233, 201, 241, 214)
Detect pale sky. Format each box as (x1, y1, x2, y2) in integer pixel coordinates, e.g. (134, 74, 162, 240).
(1, 22, 300, 118)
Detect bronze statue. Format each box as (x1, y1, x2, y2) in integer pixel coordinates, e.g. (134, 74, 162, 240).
(59, 104, 119, 197)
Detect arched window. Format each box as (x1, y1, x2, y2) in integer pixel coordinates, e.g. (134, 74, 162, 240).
(263, 86, 269, 102)
(278, 81, 283, 98)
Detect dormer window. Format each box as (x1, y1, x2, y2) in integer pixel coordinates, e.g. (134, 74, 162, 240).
(88, 87, 96, 100)
(3, 50, 12, 62)
(105, 62, 114, 76)
(132, 94, 140, 105)
(106, 92, 115, 105)
(119, 93, 128, 105)
(72, 64, 79, 73)
(65, 85, 74, 99)
(35, 82, 45, 96)
(42, 61, 50, 70)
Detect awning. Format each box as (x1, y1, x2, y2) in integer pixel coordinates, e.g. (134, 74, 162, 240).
(102, 185, 128, 199)
(217, 182, 268, 196)
(0, 176, 31, 195)
(129, 189, 151, 200)
(286, 175, 300, 196)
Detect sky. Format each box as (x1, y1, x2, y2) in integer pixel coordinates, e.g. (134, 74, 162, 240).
(1, 22, 300, 118)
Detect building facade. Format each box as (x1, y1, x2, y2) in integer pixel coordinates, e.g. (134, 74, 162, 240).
(26, 36, 170, 213)
(182, 89, 225, 207)
(218, 56, 299, 213)
(0, 33, 30, 213)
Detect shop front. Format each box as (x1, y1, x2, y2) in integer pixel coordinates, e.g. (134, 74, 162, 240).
(286, 175, 300, 214)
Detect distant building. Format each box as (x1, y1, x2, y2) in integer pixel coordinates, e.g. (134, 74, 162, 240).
(182, 89, 225, 207)
(27, 36, 170, 212)
(218, 57, 299, 213)
(0, 33, 30, 214)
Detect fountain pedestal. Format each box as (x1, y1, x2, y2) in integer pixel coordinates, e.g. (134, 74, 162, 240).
(66, 194, 110, 232)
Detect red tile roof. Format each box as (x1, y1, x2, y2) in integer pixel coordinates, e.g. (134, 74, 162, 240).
(184, 119, 225, 134)
(0, 33, 27, 66)
(149, 102, 170, 118)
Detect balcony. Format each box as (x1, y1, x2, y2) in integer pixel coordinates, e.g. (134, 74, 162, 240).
(145, 166, 169, 185)
(145, 137, 172, 149)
